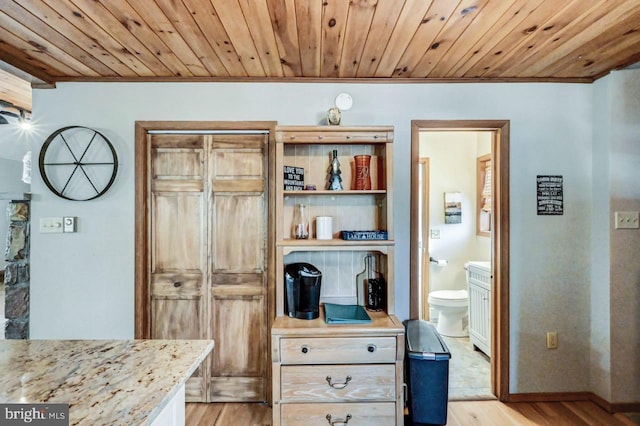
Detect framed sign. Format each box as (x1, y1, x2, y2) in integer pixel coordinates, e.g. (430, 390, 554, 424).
(283, 166, 304, 190)
(537, 175, 563, 215)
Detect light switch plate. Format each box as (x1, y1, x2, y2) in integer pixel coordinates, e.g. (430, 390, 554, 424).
(40, 217, 63, 233)
(615, 211, 639, 229)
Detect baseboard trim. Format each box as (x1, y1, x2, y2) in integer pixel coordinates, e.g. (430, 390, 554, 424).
(611, 402, 640, 413)
(508, 392, 592, 403)
(591, 393, 640, 413)
(508, 392, 640, 413)
(591, 393, 612, 412)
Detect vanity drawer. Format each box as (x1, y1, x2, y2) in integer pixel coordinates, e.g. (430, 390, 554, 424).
(281, 402, 396, 425)
(280, 337, 396, 364)
(280, 364, 395, 402)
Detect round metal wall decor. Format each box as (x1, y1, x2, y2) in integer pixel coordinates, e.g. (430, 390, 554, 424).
(39, 126, 118, 201)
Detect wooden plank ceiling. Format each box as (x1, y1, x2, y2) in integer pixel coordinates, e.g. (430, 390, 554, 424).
(0, 68, 31, 111)
(0, 0, 640, 85)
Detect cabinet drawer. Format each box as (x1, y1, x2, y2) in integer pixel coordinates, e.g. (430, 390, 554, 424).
(281, 364, 395, 402)
(281, 402, 396, 426)
(280, 337, 396, 364)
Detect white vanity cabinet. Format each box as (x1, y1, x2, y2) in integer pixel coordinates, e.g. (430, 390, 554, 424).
(467, 261, 491, 357)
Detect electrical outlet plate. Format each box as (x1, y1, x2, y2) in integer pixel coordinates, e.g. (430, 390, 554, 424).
(546, 331, 558, 349)
(430, 229, 441, 239)
(615, 211, 639, 229)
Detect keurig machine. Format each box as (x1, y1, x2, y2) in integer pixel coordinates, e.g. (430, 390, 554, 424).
(284, 263, 322, 320)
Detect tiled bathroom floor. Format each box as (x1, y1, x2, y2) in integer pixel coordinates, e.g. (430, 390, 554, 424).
(441, 335, 495, 401)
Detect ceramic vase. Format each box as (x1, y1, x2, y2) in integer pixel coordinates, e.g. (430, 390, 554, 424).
(354, 154, 371, 190)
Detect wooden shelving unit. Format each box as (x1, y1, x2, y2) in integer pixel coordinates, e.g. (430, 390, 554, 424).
(271, 126, 404, 426)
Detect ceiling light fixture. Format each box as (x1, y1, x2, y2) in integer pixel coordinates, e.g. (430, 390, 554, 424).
(18, 110, 31, 130)
(0, 108, 33, 130)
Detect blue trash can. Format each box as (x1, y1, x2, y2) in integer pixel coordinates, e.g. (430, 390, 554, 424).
(404, 319, 451, 425)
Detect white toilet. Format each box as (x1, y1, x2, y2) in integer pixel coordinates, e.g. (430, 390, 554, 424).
(428, 289, 469, 337)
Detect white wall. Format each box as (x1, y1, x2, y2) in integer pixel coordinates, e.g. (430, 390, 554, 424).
(591, 73, 612, 401)
(605, 70, 640, 403)
(30, 81, 595, 394)
(0, 126, 32, 161)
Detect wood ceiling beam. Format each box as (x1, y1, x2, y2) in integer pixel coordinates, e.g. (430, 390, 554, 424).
(0, 68, 31, 112)
(0, 50, 56, 85)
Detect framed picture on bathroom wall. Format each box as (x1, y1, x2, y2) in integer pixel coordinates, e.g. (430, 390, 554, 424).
(444, 192, 462, 224)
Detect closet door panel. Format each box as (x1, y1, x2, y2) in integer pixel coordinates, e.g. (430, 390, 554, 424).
(152, 193, 204, 272)
(207, 134, 269, 402)
(209, 294, 266, 401)
(148, 131, 269, 403)
(212, 194, 264, 271)
(149, 134, 208, 402)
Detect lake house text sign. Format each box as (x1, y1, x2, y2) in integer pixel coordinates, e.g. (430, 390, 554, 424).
(537, 175, 563, 215)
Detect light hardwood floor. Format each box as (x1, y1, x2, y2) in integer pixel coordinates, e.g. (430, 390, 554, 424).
(186, 401, 638, 425)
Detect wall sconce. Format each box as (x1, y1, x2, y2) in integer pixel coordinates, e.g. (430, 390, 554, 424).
(326, 93, 353, 125)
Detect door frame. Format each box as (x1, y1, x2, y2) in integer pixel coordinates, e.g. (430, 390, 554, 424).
(134, 121, 277, 339)
(418, 158, 430, 320)
(410, 120, 510, 401)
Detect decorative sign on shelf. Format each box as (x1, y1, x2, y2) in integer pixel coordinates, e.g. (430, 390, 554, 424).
(537, 175, 563, 215)
(283, 166, 304, 190)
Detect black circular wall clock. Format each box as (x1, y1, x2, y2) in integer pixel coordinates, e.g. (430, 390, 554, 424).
(39, 126, 118, 201)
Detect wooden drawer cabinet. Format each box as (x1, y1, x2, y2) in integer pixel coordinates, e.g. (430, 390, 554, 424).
(272, 313, 405, 426)
(281, 364, 396, 402)
(280, 337, 396, 364)
(281, 402, 396, 425)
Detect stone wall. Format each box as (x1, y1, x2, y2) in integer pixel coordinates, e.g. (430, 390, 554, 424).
(4, 201, 29, 339)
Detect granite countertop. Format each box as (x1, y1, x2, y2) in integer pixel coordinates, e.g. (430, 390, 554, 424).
(0, 339, 214, 426)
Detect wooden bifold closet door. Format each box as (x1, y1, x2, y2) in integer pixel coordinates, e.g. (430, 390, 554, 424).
(148, 132, 268, 402)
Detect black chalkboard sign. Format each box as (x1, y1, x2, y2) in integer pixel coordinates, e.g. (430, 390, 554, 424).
(283, 166, 304, 190)
(537, 175, 563, 215)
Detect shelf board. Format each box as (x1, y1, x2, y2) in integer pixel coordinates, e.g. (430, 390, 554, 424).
(272, 309, 403, 336)
(283, 189, 386, 196)
(278, 238, 394, 255)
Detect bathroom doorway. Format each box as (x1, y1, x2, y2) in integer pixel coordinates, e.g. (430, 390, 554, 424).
(410, 120, 510, 401)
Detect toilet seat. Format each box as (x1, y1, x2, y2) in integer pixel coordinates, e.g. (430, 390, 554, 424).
(428, 290, 468, 307)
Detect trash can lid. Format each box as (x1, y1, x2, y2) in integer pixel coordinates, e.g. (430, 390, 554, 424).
(405, 320, 451, 360)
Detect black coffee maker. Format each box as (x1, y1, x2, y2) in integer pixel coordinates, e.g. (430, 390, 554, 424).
(284, 263, 322, 320)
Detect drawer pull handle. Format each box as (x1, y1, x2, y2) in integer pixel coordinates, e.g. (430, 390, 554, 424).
(301, 345, 310, 354)
(326, 414, 352, 425)
(173, 281, 182, 288)
(326, 375, 351, 389)
(367, 344, 377, 353)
